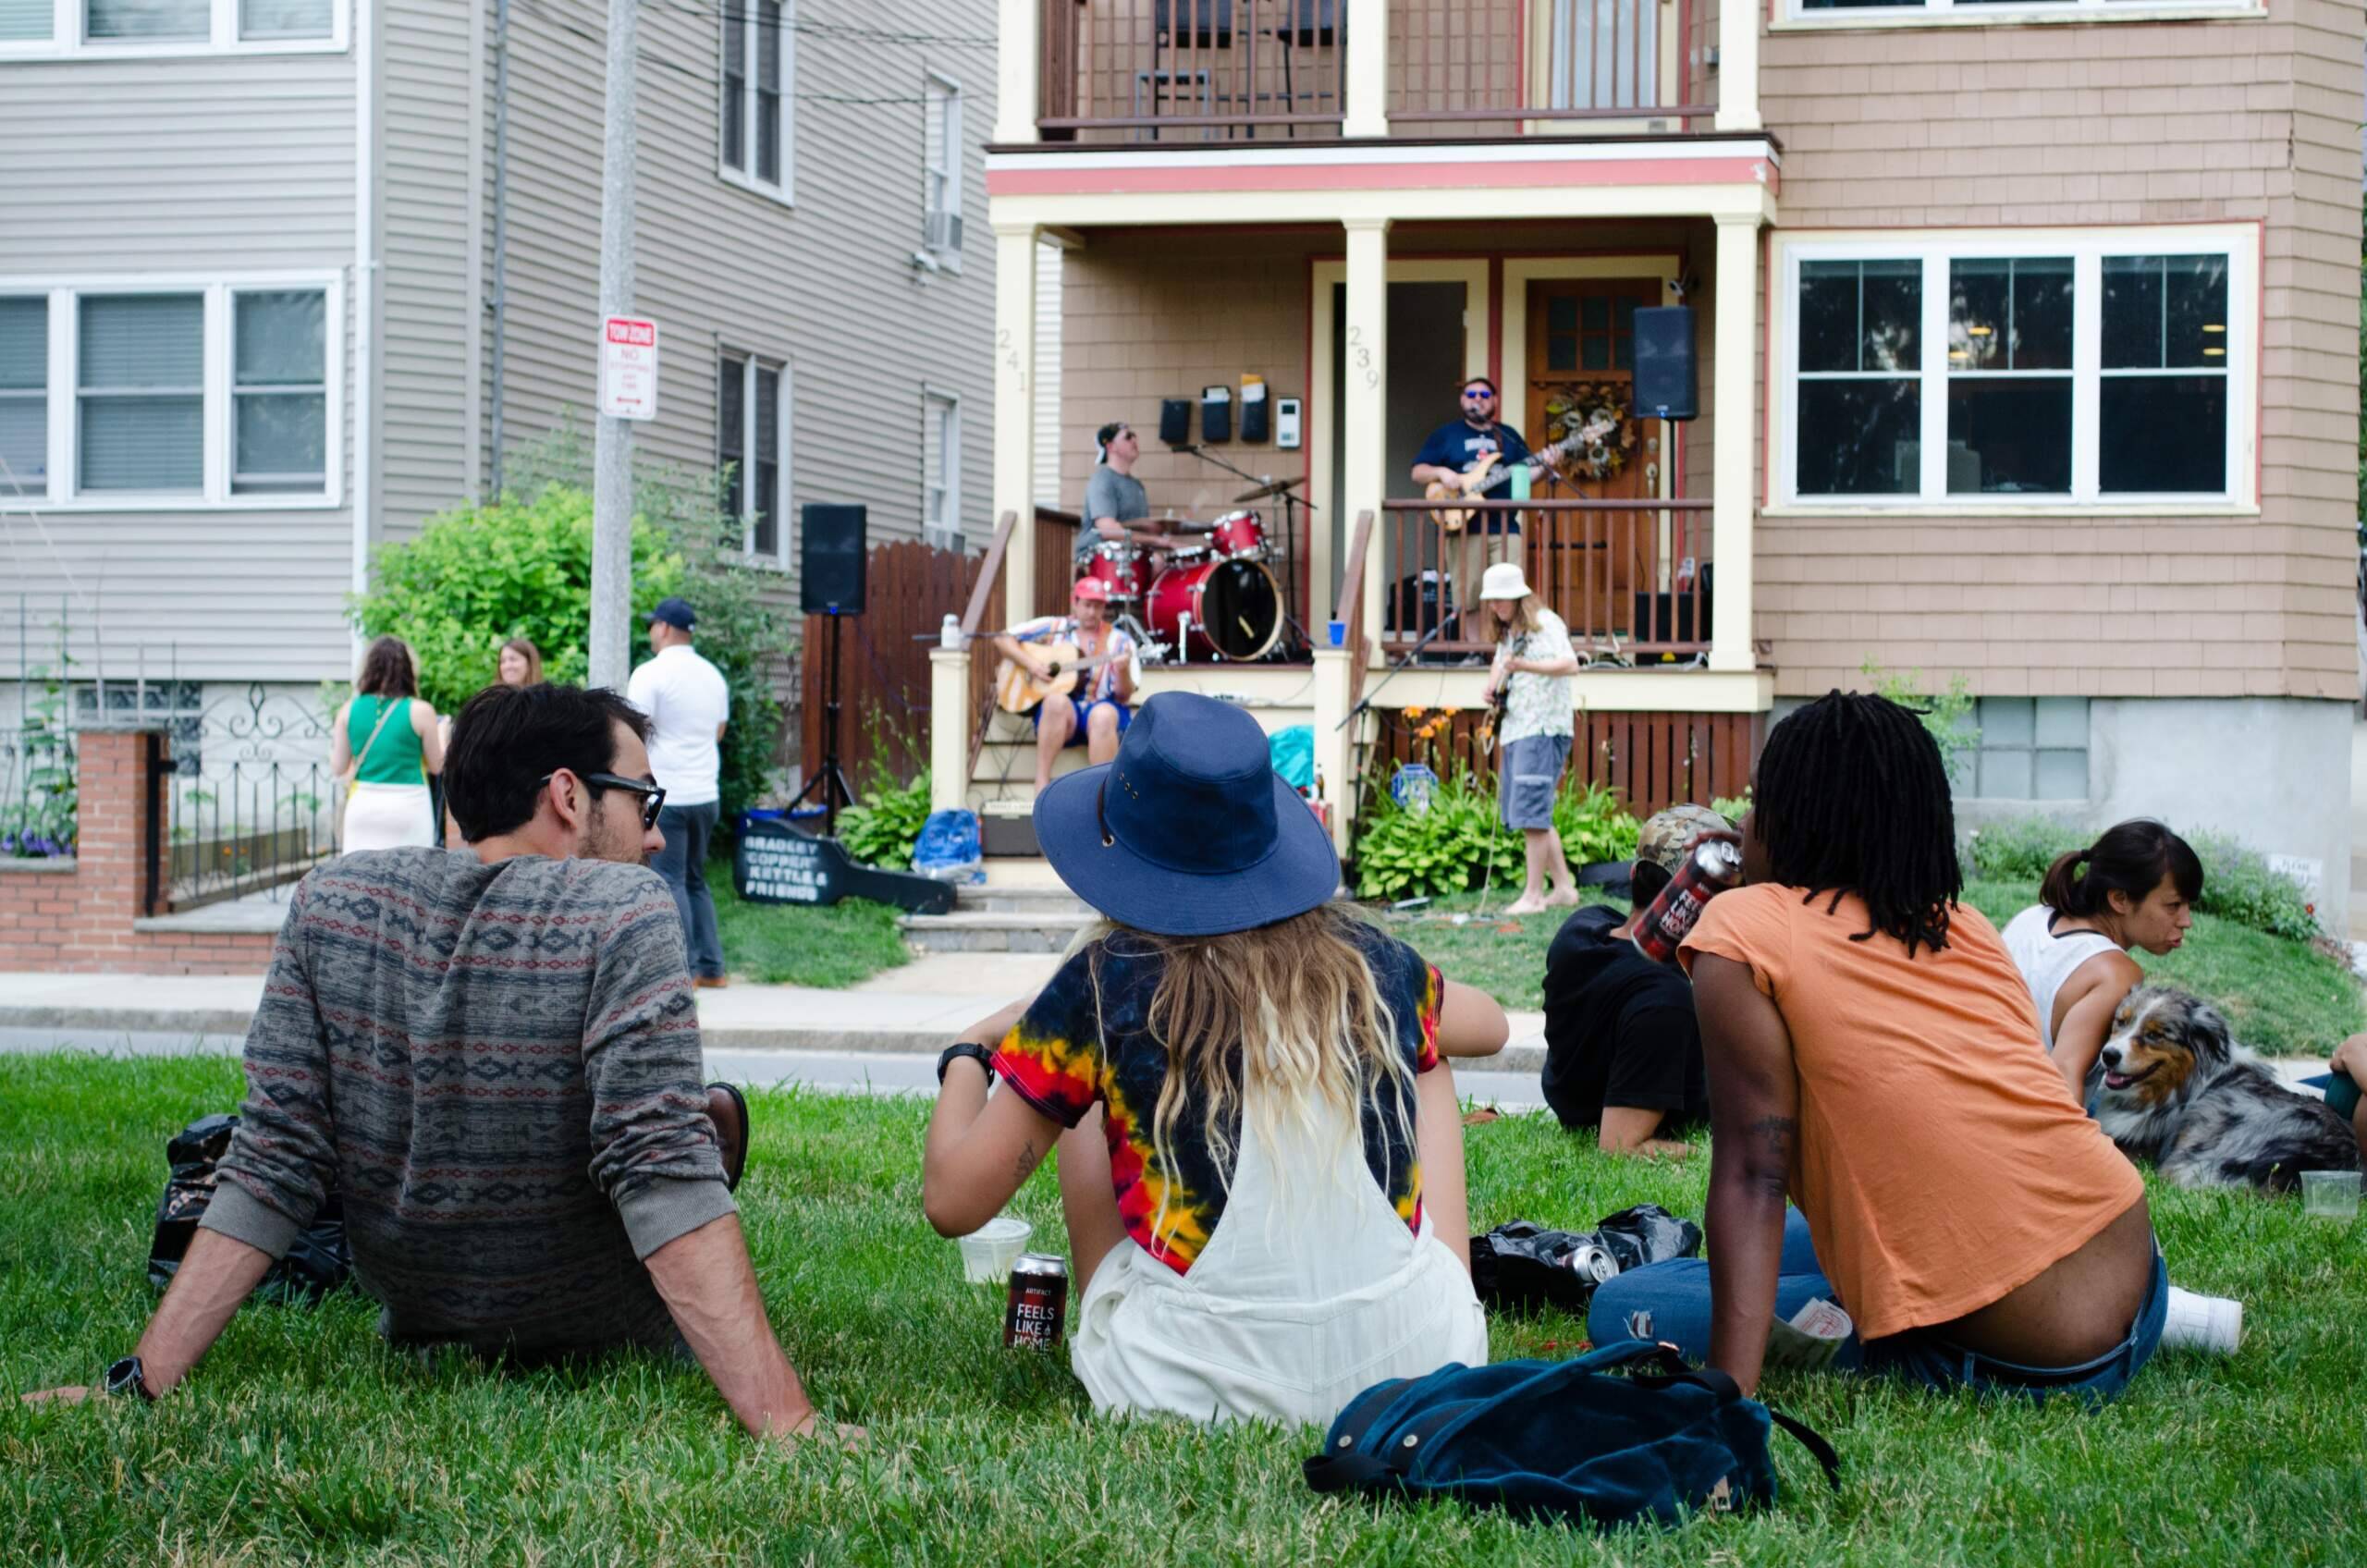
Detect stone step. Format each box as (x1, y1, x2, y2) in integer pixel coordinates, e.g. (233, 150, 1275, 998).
(901, 911, 1098, 953)
(953, 883, 1095, 917)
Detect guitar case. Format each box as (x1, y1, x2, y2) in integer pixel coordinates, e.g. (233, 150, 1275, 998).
(732, 815, 957, 915)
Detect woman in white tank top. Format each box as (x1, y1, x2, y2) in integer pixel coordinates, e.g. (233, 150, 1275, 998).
(2001, 820, 2202, 1096)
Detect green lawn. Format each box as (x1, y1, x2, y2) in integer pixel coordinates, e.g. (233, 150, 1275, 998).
(1378, 879, 2365, 1058)
(6, 1053, 2364, 1563)
(709, 855, 911, 988)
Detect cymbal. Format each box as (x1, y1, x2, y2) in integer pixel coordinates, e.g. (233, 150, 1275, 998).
(1231, 476, 1305, 504)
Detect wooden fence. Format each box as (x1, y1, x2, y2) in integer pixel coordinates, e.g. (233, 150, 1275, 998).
(1367, 706, 1762, 820)
(802, 539, 984, 791)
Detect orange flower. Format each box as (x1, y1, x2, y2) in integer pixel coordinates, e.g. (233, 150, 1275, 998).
(1402, 704, 1426, 721)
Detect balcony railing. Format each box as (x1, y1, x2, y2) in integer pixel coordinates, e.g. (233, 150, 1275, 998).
(1036, 0, 1708, 143)
(1378, 496, 1712, 659)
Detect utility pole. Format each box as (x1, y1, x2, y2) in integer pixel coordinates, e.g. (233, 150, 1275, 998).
(586, 0, 637, 691)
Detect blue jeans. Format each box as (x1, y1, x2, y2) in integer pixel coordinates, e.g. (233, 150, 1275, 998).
(651, 801, 724, 980)
(1588, 1210, 2167, 1404)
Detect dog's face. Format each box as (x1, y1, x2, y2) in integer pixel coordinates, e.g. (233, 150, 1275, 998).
(2097, 986, 2233, 1108)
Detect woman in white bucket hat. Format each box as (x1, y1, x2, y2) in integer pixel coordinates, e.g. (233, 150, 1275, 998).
(1478, 560, 1581, 915)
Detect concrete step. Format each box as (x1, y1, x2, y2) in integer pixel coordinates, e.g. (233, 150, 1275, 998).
(901, 910, 1098, 953)
(952, 883, 1095, 917)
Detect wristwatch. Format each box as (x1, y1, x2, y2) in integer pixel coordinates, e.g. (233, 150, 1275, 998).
(104, 1355, 156, 1403)
(937, 1041, 997, 1085)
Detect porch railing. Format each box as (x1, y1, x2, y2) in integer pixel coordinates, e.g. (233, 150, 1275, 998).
(1036, 0, 1708, 143)
(1377, 496, 1712, 659)
(158, 753, 336, 911)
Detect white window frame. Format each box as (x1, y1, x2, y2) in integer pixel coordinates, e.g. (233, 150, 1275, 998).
(921, 387, 962, 550)
(1770, 227, 2256, 515)
(717, 0, 795, 206)
(1774, 0, 2261, 29)
(719, 350, 790, 568)
(920, 70, 964, 269)
(0, 0, 346, 60)
(0, 274, 342, 513)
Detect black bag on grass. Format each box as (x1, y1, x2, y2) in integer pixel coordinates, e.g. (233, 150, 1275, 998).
(149, 1113, 351, 1302)
(1470, 1205, 1703, 1315)
(1303, 1341, 1840, 1531)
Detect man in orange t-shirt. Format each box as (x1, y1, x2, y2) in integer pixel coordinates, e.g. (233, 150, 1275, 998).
(1587, 692, 2165, 1403)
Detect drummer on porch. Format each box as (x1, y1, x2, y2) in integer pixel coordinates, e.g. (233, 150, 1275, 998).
(1079, 421, 1182, 570)
(993, 577, 1139, 792)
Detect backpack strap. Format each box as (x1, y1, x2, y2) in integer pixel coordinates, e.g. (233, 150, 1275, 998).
(1764, 1407, 1844, 1492)
(1618, 1355, 1846, 1494)
(1303, 1378, 1414, 1495)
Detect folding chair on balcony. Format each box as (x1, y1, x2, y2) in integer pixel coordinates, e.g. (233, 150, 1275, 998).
(1146, 0, 1230, 141)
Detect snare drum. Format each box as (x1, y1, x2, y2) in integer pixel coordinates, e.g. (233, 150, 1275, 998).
(1082, 541, 1151, 601)
(1209, 508, 1268, 561)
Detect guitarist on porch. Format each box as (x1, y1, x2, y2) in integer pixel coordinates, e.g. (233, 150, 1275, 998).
(1408, 376, 1532, 637)
(992, 577, 1138, 792)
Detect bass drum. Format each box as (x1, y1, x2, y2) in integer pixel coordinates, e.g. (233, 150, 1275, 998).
(1147, 557, 1283, 662)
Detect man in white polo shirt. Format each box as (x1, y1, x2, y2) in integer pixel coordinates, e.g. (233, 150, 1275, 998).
(627, 596, 731, 988)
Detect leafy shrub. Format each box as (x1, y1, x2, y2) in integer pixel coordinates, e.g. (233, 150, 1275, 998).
(1861, 659, 1978, 786)
(1711, 791, 1752, 824)
(1353, 772, 1639, 900)
(2, 663, 77, 858)
(836, 772, 932, 871)
(1965, 815, 2323, 941)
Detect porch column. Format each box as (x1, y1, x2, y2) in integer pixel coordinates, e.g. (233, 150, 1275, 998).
(1710, 214, 1759, 675)
(1343, 0, 1387, 138)
(995, 0, 1039, 144)
(1311, 648, 1356, 854)
(929, 646, 970, 811)
(1343, 217, 1390, 647)
(1713, 0, 1760, 133)
(994, 224, 1041, 628)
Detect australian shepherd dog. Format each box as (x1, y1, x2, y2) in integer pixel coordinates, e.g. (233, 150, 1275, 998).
(2091, 986, 2361, 1192)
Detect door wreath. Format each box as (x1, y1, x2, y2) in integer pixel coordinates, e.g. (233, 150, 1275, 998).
(1538, 381, 1639, 482)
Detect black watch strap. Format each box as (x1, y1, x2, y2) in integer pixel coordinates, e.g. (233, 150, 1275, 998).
(104, 1355, 155, 1403)
(937, 1041, 997, 1084)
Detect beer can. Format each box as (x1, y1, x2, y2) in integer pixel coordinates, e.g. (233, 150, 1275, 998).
(1631, 834, 1743, 966)
(1564, 1243, 1619, 1285)
(1003, 1252, 1070, 1349)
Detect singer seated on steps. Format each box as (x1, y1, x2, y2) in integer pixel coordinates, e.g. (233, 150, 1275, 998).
(992, 578, 1138, 792)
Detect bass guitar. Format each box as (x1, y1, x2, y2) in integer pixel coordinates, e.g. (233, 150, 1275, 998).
(1425, 430, 1588, 533)
(995, 640, 1128, 715)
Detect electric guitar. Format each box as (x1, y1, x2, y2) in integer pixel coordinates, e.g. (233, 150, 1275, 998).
(1425, 430, 1588, 533)
(995, 640, 1128, 715)
(1478, 631, 1530, 752)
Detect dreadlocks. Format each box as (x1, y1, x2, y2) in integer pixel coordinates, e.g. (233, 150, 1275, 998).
(1753, 691, 1961, 957)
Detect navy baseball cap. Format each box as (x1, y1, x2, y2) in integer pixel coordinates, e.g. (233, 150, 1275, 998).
(647, 596, 696, 631)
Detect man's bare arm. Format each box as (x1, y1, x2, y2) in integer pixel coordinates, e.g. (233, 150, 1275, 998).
(642, 1213, 834, 1442)
(1695, 953, 1800, 1395)
(22, 1227, 273, 1404)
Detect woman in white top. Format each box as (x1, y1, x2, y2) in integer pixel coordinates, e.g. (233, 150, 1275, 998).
(2001, 820, 2201, 1096)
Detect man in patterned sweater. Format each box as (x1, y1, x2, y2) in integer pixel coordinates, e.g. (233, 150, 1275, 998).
(31, 683, 843, 1443)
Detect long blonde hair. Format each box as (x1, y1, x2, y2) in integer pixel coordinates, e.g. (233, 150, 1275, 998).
(1490, 592, 1545, 641)
(1088, 904, 1416, 1217)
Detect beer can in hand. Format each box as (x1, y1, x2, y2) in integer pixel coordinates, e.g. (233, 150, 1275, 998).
(1631, 834, 1743, 966)
(1004, 1252, 1071, 1349)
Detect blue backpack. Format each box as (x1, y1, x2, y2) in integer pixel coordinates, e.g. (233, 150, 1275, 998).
(1303, 1341, 1839, 1530)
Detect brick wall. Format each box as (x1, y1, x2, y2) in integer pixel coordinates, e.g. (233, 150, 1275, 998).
(0, 729, 276, 975)
(1758, 0, 2364, 701)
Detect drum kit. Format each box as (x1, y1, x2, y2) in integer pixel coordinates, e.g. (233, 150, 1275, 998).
(1085, 476, 1304, 665)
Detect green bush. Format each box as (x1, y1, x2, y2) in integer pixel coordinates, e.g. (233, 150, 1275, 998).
(1861, 659, 1979, 786)
(356, 429, 791, 833)
(1965, 815, 2323, 942)
(836, 772, 932, 871)
(1353, 772, 1640, 901)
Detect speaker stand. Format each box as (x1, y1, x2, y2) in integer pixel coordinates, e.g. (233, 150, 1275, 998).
(788, 610, 858, 834)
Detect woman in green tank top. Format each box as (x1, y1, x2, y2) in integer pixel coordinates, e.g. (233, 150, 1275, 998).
(335, 637, 445, 852)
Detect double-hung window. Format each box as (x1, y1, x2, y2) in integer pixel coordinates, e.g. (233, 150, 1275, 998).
(720, 0, 792, 200)
(922, 389, 961, 550)
(719, 352, 788, 564)
(1784, 0, 2252, 21)
(0, 278, 338, 508)
(1778, 230, 2250, 508)
(4, 0, 338, 54)
(921, 72, 963, 263)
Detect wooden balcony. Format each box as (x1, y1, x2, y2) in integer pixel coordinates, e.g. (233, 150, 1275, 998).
(1035, 0, 1713, 144)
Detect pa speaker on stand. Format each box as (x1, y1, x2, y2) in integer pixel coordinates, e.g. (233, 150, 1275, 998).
(791, 503, 867, 833)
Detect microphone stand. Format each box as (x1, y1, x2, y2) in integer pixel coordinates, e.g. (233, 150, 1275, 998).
(1334, 616, 1451, 732)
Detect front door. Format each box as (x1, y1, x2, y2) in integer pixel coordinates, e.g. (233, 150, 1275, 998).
(1523, 278, 1665, 645)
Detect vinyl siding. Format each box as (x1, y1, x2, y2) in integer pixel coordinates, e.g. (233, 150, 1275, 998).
(0, 51, 357, 685)
(1758, 0, 2363, 703)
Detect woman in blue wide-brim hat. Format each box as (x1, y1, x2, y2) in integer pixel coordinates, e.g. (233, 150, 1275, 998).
(923, 692, 1510, 1427)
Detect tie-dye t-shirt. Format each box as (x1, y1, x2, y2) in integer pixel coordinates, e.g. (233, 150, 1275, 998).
(992, 921, 1446, 1279)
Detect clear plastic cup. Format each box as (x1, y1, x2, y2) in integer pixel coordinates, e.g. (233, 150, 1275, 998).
(957, 1216, 1033, 1282)
(2300, 1170, 2361, 1220)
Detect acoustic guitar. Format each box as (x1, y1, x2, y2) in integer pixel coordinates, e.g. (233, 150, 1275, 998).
(995, 640, 1128, 715)
(1425, 431, 1588, 533)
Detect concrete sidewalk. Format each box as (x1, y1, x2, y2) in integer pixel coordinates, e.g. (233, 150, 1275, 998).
(0, 957, 1555, 1076)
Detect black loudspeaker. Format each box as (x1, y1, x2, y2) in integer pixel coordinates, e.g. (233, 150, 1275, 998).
(1159, 398, 1193, 446)
(1632, 305, 1698, 422)
(801, 504, 867, 613)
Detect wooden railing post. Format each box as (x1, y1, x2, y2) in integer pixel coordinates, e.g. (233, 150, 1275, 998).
(1311, 508, 1377, 857)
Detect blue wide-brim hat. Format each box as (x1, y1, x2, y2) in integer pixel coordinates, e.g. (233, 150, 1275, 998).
(1034, 692, 1339, 937)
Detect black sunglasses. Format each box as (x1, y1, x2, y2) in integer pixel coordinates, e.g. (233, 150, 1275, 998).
(542, 770, 667, 830)
(1461, 388, 1496, 400)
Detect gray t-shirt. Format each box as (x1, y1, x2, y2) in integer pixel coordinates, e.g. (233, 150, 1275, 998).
(1080, 465, 1149, 563)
